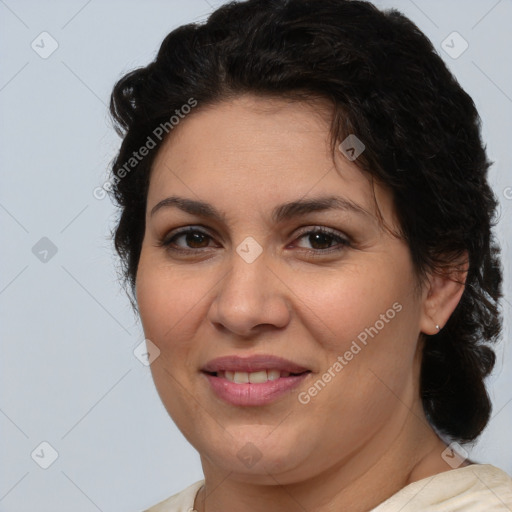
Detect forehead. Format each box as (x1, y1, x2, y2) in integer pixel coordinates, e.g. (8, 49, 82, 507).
(154, 95, 333, 167)
(148, 95, 394, 225)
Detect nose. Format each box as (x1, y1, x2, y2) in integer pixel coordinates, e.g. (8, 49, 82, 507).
(207, 248, 291, 337)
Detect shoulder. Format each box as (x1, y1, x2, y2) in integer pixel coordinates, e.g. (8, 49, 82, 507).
(143, 480, 204, 512)
(372, 464, 512, 511)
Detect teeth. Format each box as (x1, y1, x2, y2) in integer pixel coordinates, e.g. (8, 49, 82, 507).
(249, 371, 268, 383)
(234, 371, 249, 383)
(220, 370, 296, 383)
(267, 369, 280, 381)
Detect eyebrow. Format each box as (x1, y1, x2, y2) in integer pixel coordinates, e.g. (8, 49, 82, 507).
(150, 195, 371, 223)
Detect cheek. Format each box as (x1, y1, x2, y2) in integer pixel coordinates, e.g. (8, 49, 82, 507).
(136, 258, 207, 350)
(289, 263, 408, 353)
(136, 260, 206, 434)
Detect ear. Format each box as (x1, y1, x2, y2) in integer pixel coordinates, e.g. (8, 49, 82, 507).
(419, 252, 469, 335)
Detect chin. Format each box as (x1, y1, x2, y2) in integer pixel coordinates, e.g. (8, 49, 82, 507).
(197, 425, 309, 478)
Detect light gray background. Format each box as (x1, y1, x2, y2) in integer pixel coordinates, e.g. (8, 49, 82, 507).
(0, 1, 511, 511)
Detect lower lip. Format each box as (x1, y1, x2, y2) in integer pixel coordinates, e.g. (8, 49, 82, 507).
(203, 372, 310, 406)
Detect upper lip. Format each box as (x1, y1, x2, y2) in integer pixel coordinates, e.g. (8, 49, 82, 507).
(201, 355, 310, 374)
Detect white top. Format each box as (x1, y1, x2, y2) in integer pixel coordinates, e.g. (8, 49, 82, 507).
(144, 464, 512, 511)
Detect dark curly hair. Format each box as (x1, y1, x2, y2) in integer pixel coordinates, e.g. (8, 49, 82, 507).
(107, 0, 503, 443)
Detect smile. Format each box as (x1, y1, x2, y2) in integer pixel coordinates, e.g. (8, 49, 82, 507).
(201, 355, 311, 406)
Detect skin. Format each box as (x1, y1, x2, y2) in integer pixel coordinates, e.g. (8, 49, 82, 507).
(136, 95, 468, 512)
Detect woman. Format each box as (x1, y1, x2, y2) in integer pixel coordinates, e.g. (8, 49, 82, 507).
(107, 0, 512, 510)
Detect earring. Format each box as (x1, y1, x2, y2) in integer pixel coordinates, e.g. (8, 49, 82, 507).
(436, 324, 441, 331)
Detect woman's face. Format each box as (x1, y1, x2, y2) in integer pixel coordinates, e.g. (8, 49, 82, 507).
(136, 95, 431, 483)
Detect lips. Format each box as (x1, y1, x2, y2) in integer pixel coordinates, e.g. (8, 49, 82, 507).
(201, 355, 311, 406)
(202, 355, 310, 374)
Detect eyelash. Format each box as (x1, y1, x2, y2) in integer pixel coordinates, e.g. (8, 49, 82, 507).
(158, 226, 351, 256)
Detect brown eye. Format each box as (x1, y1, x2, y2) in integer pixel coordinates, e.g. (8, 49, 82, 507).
(161, 228, 215, 251)
(182, 231, 210, 248)
(294, 228, 350, 252)
(159, 226, 350, 256)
